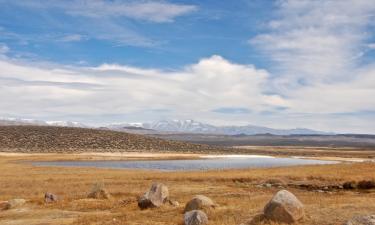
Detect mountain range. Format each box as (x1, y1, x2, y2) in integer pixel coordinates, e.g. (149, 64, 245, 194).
(0, 118, 332, 135)
(107, 119, 333, 135)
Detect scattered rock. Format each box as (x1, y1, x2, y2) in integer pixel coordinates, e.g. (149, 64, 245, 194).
(138, 183, 169, 209)
(184, 195, 216, 213)
(7, 199, 26, 209)
(264, 190, 304, 223)
(343, 181, 357, 189)
(87, 182, 111, 199)
(357, 180, 375, 189)
(45, 192, 58, 203)
(264, 183, 272, 188)
(263, 178, 286, 186)
(345, 215, 375, 225)
(0, 201, 10, 210)
(168, 199, 180, 207)
(239, 214, 266, 225)
(184, 210, 208, 225)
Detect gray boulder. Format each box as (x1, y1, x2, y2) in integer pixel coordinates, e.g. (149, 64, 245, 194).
(184, 195, 216, 213)
(138, 183, 169, 209)
(345, 215, 375, 225)
(184, 210, 208, 225)
(45, 192, 59, 203)
(264, 190, 304, 223)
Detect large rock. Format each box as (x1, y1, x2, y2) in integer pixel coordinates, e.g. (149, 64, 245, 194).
(45, 192, 59, 203)
(264, 190, 304, 223)
(345, 215, 375, 225)
(138, 183, 169, 209)
(184, 195, 216, 213)
(7, 199, 26, 209)
(184, 210, 208, 225)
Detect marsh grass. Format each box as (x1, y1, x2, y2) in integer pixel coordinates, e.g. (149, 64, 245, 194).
(0, 154, 374, 224)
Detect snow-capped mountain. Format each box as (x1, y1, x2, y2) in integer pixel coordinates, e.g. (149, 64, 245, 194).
(108, 119, 332, 135)
(1, 117, 331, 135)
(0, 118, 88, 128)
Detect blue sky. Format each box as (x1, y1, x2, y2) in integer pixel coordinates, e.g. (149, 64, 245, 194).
(0, 0, 375, 133)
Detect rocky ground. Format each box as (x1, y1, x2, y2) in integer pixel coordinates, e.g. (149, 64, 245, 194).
(0, 154, 375, 225)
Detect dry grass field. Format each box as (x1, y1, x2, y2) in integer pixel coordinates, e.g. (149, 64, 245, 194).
(0, 154, 375, 225)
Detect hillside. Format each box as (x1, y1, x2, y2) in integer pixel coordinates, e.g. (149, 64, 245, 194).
(0, 126, 219, 153)
(150, 133, 375, 148)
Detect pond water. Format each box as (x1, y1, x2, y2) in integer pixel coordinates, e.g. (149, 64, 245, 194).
(32, 155, 337, 171)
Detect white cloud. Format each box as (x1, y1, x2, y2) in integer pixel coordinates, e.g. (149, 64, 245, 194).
(369, 43, 375, 49)
(6, 0, 197, 23)
(249, 0, 375, 122)
(1, 0, 374, 133)
(0, 0, 197, 47)
(68, 1, 197, 23)
(0, 55, 278, 123)
(0, 43, 9, 54)
(251, 0, 375, 84)
(59, 34, 85, 42)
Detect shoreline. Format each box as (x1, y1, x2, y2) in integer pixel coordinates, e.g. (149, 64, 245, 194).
(0, 151, 371, 163)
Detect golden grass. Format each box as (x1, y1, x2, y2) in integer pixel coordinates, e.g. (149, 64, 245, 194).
(0, 154, 374, 225)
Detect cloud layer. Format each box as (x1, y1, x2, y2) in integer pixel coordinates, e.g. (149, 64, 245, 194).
(0, 0, 375, 133)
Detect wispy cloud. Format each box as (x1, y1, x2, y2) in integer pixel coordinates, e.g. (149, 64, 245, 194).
(59, 34, 86, 42)
(0, 43, 9, 54)
(0, 55, 285, 125)
(249, 0, 375, 114)
(4, 0, 197, 23)
(0, 0, 197, 47)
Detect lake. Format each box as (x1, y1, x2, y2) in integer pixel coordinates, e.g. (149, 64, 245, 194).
(32, 155, 337, 171)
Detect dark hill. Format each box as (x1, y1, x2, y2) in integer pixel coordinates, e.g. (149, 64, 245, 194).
(0, 126, 219, 153)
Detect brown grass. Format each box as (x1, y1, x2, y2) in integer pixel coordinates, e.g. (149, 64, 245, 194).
(0, 154, 374, 225)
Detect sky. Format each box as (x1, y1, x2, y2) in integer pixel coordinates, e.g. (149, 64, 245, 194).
(0, 0, 375, 133)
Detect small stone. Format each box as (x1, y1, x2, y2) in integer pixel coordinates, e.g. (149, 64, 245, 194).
(184, 210, 208, 225)
(345, 215, 375, 225)
(0, 201, 10, 210)
(168, 199, 180, 207)
(45, 192, 58, 203)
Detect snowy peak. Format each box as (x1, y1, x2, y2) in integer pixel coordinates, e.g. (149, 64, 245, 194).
(0, 118, 88, 128)
(111, 119, 331, 135)
(146, 119, 216, 132)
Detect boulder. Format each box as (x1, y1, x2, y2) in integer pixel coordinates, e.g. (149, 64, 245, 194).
(138, 183, 169, 209)
(184, 195, 216, 213)
(345, 215, 375, 225)
(45, 192, 58, 203)
(7, 199, 26, 209)
(184, 210, 208, 225)
(87, 183, 111, 199)
(264, 190, 304, 223)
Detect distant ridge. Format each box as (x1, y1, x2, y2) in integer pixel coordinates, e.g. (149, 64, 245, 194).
(0, 117, 333, 135)
(109, 119, 333, 135)
(0, 126, 218, 153)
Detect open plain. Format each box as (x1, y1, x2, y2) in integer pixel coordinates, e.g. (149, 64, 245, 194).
(0, 153, 375, 225)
